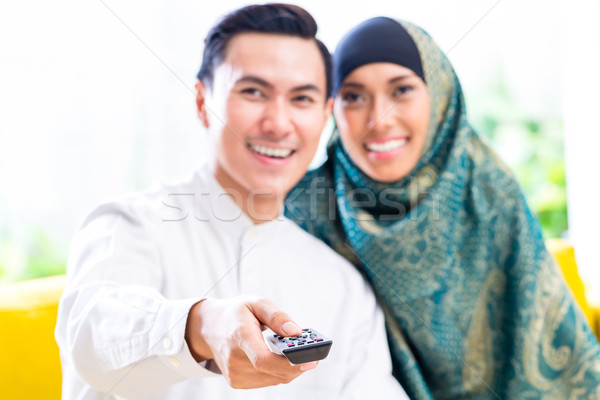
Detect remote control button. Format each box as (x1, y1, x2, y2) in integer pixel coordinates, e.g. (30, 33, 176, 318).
(316, 339, 323, 342)
(287, 344, 295, 347)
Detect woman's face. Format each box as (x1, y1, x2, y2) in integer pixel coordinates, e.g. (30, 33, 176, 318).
(334, 62, 430, 182)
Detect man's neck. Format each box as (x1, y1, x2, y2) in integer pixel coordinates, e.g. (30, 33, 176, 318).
(210, 163, 284, 225)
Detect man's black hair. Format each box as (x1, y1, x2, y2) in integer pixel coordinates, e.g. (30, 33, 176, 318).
(197, 3, 332, 99)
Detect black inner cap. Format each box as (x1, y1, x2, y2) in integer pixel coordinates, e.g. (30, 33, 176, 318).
(332, 17, 424, 96)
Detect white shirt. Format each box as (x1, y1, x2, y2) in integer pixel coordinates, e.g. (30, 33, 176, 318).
(55, 165, 408, 400)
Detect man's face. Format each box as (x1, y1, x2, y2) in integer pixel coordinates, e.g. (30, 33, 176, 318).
(197, 33, 333, 206)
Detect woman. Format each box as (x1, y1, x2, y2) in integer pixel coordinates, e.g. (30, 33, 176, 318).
(286, 17, 600, 399)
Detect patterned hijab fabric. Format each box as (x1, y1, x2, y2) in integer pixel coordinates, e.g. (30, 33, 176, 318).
(285, 19, 600, 399)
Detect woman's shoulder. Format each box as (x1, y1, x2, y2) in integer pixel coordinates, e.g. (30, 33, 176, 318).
(465, 135, 523, 197)
(285, 159, 337, 236)
(287, 159, 334, 209)
(292, 159, 335, 191)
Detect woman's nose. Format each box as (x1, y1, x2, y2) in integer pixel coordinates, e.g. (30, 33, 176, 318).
(369, 97, 397, 132)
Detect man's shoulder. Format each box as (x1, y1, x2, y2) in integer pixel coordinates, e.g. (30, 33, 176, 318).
(80, 169, 205, 228)
(282, 219, 331, 251)
(280, 219, 358, 274)
(278, 219, 374, 311)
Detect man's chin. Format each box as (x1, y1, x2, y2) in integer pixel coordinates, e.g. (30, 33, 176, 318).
(242, 177, 287, 198)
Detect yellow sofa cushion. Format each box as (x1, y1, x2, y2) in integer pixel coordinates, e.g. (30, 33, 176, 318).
(0, 275, 65, 399)
(546, 238, 598, 338)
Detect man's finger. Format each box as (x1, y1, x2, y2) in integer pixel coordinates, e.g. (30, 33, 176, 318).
(234, 324, 308, 379)
(247, 299, 302, 337)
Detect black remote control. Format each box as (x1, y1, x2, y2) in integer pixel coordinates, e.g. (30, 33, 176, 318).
(264, 328, 333, 365)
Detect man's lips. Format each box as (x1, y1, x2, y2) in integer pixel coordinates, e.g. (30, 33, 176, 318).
(247, 143, 296, 159)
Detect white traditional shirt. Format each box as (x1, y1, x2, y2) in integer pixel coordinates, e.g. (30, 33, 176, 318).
(55, 165, 408, 399)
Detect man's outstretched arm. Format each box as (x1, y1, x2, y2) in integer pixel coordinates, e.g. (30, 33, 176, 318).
(56, 201, 314, 398)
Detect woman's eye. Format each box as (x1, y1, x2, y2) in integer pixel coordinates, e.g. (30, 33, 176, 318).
(393, 85, 414, 97)
(342, 92, 363, 103)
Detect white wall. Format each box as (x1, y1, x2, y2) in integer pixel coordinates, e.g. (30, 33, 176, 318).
(556, 0, 600, 295)
(0, 0, 594, 284)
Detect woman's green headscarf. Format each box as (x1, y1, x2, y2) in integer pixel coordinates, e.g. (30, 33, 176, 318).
(285, 18, 600, 399)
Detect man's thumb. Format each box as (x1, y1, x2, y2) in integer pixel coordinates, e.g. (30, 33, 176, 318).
(249, 299, 302, 337)
(279, 321, 302, 337)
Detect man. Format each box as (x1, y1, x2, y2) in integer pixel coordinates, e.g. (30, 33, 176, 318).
(56, 4, 408, 399)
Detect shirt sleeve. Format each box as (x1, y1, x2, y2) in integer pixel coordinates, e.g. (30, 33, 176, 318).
(55, 201, 219, 399)
(338, 277, 411, 400)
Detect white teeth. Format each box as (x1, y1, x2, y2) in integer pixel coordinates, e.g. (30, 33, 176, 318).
(249, 144, 293, 158)
(365, 139, 407, 153)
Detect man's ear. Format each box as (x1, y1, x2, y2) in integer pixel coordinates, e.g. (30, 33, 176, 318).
(323, 97, 334, 123)
(195, 81, 209, 128)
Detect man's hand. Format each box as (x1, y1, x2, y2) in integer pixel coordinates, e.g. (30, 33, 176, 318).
(185, 296, 317, 389)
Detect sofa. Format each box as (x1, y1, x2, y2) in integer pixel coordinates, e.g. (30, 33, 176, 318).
(0, 239, 597, 399)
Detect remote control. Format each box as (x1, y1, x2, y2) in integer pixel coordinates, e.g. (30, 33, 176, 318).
(264, 328, 333, 365)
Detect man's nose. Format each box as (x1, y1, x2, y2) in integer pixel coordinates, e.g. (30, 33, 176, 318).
(260, 98, 293, 137)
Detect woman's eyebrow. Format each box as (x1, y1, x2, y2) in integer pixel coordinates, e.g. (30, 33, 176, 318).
(388, 75, 413, 84)
(340, 82, 364, 89)
(341, 74, 415, 89)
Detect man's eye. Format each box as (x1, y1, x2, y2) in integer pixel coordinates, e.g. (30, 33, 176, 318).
(241, 88, 264, 97)
(294, 95, 314, 104)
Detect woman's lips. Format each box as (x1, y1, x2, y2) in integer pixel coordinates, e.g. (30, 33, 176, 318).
(364, 138, 408, 160)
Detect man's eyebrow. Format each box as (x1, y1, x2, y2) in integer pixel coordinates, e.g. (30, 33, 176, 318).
(291, 84, 321, 94)
(235, 75, 273, 88)
(235, 76, 321, 94)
